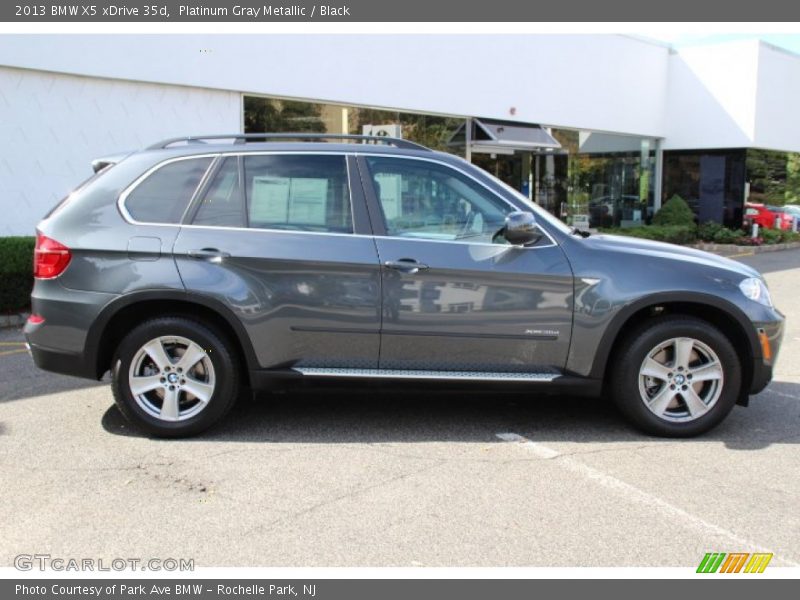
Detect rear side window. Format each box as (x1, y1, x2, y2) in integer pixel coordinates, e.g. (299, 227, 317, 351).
(124, 157, 213, 224)
(242, 154, 352, 233)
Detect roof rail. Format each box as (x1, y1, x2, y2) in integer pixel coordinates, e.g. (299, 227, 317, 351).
(147, 133, 431, 151)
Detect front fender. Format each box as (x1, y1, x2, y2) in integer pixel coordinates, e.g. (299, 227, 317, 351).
(567, 290, 761, 380)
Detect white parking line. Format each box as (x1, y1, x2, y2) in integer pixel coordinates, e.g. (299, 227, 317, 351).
(496, 432, 800, 567)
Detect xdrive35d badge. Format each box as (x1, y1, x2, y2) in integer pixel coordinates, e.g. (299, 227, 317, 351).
(25, 133, 784, 437)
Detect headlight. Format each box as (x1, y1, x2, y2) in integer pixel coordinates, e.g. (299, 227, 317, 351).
(739, 277, 773, 307)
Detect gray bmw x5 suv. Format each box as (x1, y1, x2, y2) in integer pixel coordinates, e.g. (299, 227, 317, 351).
(25, 134, 784, 438)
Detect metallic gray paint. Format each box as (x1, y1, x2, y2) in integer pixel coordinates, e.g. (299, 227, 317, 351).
(172, 226, 382, 369)
(558, 233, 783, 378)
(374, 236, 573, 371)
(25, 141, 784, 402)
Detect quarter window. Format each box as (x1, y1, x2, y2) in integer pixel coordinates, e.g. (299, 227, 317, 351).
(243, 154, 352, 233)
(365, 157, 512, 243)
(125, 157, 213, 223)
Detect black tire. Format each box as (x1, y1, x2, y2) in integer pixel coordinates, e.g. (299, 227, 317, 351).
(609, 315, 741, 437)
(111, 316, 240, 438)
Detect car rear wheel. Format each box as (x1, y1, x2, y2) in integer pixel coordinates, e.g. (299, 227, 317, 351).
(111, 317, 240, 438)
(610, 316, 741, 437)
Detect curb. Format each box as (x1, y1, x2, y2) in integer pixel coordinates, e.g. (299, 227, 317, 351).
(692, 241, 800, 258)
(0, 311, 29, 329)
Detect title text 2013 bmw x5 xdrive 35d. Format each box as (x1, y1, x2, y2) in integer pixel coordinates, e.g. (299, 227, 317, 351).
(25, 134, 784, 438)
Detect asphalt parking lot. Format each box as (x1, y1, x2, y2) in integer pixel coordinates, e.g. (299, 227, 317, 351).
(1, 249, 799, 568)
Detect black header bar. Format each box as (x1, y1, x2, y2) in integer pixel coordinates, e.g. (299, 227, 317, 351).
(3, 0, 800, 22)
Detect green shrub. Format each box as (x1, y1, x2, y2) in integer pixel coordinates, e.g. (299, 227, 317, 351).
(751, 227, 800, 245)
(697, 221, 743, 244)
(602, 225, 697, 245)
(0, 236, 35, 312)
(760, 228, 784, 245)
(652, 195, 696, 227)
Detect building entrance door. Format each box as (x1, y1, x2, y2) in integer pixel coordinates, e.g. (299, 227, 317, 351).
(471, 153, 526, 195)
(471, 152, 569, 221)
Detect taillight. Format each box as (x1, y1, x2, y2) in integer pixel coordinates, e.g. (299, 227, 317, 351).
(34, 233, 71, 279)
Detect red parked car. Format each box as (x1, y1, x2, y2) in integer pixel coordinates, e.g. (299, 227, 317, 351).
(744, 203, 794, 230)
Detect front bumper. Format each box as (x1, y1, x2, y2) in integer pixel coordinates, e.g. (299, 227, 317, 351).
(749, 317, 784, 395)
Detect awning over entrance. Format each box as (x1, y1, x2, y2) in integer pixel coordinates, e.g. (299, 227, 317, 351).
(448, 118, 562, 155)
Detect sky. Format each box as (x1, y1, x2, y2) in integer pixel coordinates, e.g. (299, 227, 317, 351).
(644, 33, 800, 56)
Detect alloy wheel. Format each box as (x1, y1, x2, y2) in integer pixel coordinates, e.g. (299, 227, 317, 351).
(638, 337, 724, 423)
(128, 336, 215, 422)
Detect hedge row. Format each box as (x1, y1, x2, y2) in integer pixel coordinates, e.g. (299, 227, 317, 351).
(601, 196, 800, 246)
(601, 225, 697, 245)
(0, 236, 35, 312)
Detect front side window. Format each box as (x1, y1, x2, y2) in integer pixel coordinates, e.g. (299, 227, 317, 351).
(125, 157, 213, 223)
(243, 154, 352, 233)
(365, 157, 513, 243)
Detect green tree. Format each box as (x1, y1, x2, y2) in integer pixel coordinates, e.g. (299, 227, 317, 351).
(349, 108, 463, 152)
(786, 152, 800, 205)
(747, 149, 787, 205)
(244, 97, 325, 133)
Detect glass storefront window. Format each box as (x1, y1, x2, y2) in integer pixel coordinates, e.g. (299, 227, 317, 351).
(243, 95, 465, 156)
(244, 96, 329, 133)
(564, 131, 656, 229)
(242, 95, 657, 227)
(467, 129, 655, 228)
(662, 149, 746, 228)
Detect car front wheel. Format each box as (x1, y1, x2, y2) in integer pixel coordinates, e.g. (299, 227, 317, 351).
(610, 316, 741, 437)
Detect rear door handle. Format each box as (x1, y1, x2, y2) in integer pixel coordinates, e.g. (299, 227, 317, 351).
(384, 259, 429, 274)
(187, 248, 231, 261)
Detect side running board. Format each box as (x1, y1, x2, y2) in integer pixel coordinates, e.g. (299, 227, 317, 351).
(292, 368, 561, 382)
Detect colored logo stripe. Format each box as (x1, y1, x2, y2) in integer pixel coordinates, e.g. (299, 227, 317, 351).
(697, 552, 773, 573)
(744, 553, 773, 573)
(697, 553, 726, 573)
(720, 553, 749, 573)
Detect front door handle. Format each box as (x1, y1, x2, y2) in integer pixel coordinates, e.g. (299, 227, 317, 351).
(384, 259, 429, 274)
(187, 248, 231, 262)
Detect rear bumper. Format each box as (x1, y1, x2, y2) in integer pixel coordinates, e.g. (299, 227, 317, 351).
(24, 279, 117, 381)
(27, 341, 96, 380)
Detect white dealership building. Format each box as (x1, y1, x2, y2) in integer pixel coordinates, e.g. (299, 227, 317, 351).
(1, 34, 799, 235)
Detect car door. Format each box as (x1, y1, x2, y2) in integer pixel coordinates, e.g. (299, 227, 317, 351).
(358, 154, 574, 373)
(173, 152, 382, 370)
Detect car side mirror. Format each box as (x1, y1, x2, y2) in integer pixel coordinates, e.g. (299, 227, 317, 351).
(502, 211, 542, 246)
